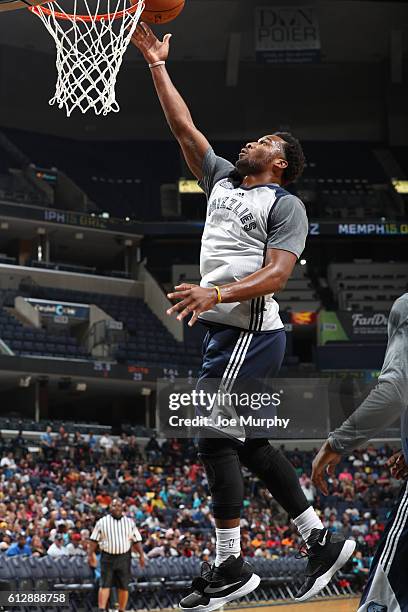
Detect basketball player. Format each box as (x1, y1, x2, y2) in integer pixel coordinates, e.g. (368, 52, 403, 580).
(312, 293, 408, 611)
(131, 24, 355, 610)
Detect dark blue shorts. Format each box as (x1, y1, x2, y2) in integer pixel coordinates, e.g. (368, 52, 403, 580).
(196, 323, 286, 440)
(358, 481, 408, 611)
(199, 323, 286, 382)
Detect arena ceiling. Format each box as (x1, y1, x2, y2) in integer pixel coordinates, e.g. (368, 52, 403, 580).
(0, 0, 406, 61)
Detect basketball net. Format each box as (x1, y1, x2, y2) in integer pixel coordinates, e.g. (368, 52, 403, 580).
(30, 0, 145, 116)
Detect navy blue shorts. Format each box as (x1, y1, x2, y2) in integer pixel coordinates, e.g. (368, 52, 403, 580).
(358, 481, 408, 611)
(199, 323, 286, 382)
(196, 323, 286, 440)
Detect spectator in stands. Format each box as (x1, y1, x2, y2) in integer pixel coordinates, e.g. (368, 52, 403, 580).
(339, 467, 353, 482)
(98, 467, 114, 490)
(87, 431, 97, 451)
(71, 431, 87, 462)
(350, 551, 369, 590)
(0, 452, 16, 471)
(31, 535, 46, 557)
(66, 533, 87, 556)
(145, 434, 161, 462)
(122, 435, 141, 462)
(95, 489, 112, 509)
(301, 480, 316, 503)
(99, 433, 115, 458)
(13, 430, 27, 459)
(56, 426, 70, 456)
(6, 534, 31, 557)
(47, 534, 68, 557)
(0, 533, 11, 553)
(40, 425, 55, 460)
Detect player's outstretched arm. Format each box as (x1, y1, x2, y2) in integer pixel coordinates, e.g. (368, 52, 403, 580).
(131, 23, 210, 179)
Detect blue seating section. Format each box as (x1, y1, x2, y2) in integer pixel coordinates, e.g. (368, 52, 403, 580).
(0, 286, 202, 369)
(0, 417, 112, 434)
(23, 286, 202, 369)
(0, 555, 94, 611)
(0, 307, 89, 360)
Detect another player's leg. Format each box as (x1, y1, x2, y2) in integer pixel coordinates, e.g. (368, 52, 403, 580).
(239, 439, 356, 601)
(179, 436, 260, 612)
(357, 481, 408, 612)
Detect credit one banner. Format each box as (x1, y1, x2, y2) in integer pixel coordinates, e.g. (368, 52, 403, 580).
(255, 6, 321, 64)
(26, 298, 90, 320)
(318, 311, 388, 346)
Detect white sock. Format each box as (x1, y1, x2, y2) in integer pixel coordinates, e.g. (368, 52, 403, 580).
(292, 507, 324, 544)
(215, 526, 241, 567)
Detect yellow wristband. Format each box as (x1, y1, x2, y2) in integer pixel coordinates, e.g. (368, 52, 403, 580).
(214, 286, 222, 303)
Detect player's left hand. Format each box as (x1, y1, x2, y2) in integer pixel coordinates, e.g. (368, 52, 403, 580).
(311, 439, 342, 495)
(166, 283, 218, 327)
(388, 450, 408, 480)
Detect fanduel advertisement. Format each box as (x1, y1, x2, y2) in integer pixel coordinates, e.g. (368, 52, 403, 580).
(318, 310, 388, 345)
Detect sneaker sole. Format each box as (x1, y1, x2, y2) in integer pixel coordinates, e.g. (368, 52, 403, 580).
(179, 572, 261, 612)
(295, 539, 356, 602)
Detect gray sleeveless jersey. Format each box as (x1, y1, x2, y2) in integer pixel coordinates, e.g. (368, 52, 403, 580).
(198, 148, 308, 331)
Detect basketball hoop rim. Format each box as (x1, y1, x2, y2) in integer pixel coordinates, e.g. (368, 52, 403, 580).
(29, 0, 143, 22)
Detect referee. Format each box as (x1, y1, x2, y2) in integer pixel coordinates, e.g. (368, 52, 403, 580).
(88, 499, 145, 612)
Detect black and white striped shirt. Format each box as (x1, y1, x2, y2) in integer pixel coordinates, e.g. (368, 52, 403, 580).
(90, 514, 142, 555)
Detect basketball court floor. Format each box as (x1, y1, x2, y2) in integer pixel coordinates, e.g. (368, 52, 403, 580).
(147, 598, 360, 612)
(230, 598, 360, 611)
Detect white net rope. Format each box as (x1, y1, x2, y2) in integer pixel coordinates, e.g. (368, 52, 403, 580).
(31, 0, 145, 116)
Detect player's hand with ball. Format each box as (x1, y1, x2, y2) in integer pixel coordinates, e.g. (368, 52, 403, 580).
(167, 284, 219, 327)
(130, 22, 172, 63)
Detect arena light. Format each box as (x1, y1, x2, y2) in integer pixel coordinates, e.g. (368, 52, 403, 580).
(178, 179, 203, 194)
(392, 179, 408, 194)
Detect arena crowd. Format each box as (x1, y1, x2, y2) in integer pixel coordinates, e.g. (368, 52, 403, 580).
(0, 427, 400, 585)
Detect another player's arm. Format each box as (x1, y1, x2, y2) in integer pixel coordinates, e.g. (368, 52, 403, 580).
(130, 23, 209, 179)
(312, 380, 406, 494)
(167, 248, 297, 326)
(312, 298, 408, 494)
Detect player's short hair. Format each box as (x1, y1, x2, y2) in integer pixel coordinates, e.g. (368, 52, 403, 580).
(273, 131, 305, 185)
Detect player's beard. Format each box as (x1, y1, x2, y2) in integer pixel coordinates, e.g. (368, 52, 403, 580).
(235, 153, 272, 177)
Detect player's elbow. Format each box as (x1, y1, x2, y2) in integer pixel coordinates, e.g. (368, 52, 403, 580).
(271, 272, 289, 293)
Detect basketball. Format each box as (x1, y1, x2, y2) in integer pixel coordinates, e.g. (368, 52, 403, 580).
(141, 0, 185, 24)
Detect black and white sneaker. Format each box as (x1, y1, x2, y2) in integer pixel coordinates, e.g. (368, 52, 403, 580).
(295, 528, 356, 602)
(179, 555, 260, 612)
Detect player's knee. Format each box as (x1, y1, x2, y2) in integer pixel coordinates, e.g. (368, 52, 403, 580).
(239, 438, 279, 478)
(198, 437, 244, 519)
